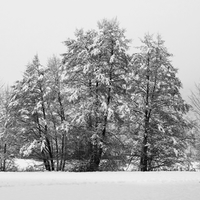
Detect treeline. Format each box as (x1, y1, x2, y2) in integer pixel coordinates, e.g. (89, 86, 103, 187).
(0, 19, 196, 171)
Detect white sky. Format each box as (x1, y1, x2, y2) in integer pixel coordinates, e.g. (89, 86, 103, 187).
(0, 0, 200, 100)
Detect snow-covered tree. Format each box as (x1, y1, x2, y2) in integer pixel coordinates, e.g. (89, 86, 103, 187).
(45, 56, 71, 171)
(0, 87, 17, 171)
(6, 20, 194, 172)
(62, 18, 131, 171)
(10, 55, 54, 170)
(190, 83, 200, 164)
(129, 34, 193, 171)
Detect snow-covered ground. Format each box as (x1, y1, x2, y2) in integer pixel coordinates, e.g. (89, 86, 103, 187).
(0, 171, 200, 200)
(14, 158, 44, 171)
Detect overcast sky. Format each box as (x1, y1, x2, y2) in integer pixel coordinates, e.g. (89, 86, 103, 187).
(0, 0, 200, 100)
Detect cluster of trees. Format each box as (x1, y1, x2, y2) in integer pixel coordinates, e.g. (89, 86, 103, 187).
(0, 19, 197, 171)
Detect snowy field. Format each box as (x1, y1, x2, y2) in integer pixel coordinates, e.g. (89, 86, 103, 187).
(0, 172, 200, 200)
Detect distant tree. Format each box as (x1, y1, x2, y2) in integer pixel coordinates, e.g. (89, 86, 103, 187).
(129, 34, 193, 171)
(190, 84, 200, 119)
(190, 83, 200, 163)
(0, 87, 17, 171)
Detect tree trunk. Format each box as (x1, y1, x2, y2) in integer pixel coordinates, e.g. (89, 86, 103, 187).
(88, 143, 102, 171)
(87, 80, 102, 171)
(140, 133, 148, 171)
(45, 136, 54, 171)
(42, 152, 51, 171)
(54, 123, 60, 171)
(140, 109, 150, 171)
(140, 54, 151, 171)
(3, 143, 7, 171)
(60, 133, 67, 171)
(57, 91, 67, 171)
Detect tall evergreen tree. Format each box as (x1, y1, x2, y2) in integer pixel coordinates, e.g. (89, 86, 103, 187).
(10, 55, 54, 170)
(62, 19, 131, 171)
(129, 34, 193, 171)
